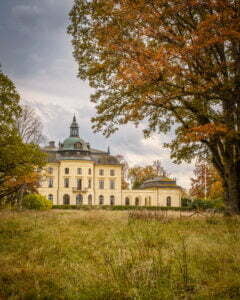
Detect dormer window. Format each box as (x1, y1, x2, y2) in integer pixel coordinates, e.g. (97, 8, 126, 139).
(74, 142, 82, 149)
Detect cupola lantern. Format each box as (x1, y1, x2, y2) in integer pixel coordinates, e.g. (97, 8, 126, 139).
(70, 115, 79, 137)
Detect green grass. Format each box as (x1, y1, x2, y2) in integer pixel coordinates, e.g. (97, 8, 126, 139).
(0, 210, 240, 299)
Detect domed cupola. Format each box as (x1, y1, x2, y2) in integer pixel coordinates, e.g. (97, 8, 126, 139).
(62, 116, 90, 151)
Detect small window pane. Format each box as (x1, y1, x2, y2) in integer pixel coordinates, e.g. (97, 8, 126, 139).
(77, 168, 82, 175)
(48, 167, 53, 174)
(76, 194, 83, 205)
(125, 197, 130, 206)
(64, 178, 69, 188)
(48, 178, 53, 188)
(99, 180, 104, 189)
(63, 194, 70, 205)
(110, 169, 115, 176)
(65, 168, 69, 174)
(77, 179, 82, 190)
(167, 196, 171, 207)
(110, 195, 115, 206)
(99, 195, 104, 205)
(88, 179, 91, 189)
(48, 194, 53, 201)
(110, 180, 115, 190)
(88, 195, 92, 205)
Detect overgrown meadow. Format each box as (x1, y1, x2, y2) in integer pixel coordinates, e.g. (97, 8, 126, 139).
(0, 210, 240, 299)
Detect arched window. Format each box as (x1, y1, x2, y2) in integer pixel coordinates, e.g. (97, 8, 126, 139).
(110, 195, 115, 206)
(145, 197, 148, 206)
(76, 194, 83, 205)
(88, 195, 92, 205)
(48, 194, 53, 201)
(63, 194, 70, 205)
(166, 196, 171, 207)
(135, 197, 140, 206)
(125, 197, 130, 206)
(99, 195, 104, 205)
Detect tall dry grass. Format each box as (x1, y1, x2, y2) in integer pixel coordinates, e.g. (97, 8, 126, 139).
(0, 209, 240, 299)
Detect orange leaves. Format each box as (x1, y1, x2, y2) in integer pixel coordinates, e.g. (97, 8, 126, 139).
(183, 123, 228, 142)
(3, 172, 41, 189)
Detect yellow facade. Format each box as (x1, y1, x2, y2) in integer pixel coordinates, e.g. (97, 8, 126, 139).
(38, 116, 182, 207)
(38, 160, 181, 207)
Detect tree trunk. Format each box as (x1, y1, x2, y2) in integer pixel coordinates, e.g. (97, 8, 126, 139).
(223, 165, 240, 214)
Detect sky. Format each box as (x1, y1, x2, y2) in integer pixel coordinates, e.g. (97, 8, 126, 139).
(0, 0, 194, 189)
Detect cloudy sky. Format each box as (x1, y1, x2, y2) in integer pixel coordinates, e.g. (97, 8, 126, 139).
(0, 0, 194, 189)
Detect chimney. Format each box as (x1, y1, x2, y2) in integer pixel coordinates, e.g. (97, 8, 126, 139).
(49, 141, 55, 148)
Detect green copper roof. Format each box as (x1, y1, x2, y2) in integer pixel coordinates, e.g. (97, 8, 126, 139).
(62, 137, 89, 150)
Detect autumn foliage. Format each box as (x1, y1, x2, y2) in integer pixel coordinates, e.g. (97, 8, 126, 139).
(190, 161, 224, 200)
(69, 0, 240, 213)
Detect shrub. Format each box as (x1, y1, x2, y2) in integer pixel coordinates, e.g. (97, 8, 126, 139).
(22, 194, 52, 210)
(181, 198, 192, 207)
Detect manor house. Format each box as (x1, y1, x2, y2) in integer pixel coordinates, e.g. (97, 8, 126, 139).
(38, 116, 182, 207)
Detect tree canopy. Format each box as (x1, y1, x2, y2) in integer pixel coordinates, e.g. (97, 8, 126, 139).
(128, 160, 168, 189)
(0, 71, 46, 203)
(69, 0, 240, 213)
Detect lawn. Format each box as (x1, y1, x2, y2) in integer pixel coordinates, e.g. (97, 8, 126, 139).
(0, 209, 240, 299)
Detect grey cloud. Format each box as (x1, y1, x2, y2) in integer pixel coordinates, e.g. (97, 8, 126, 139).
(0, 0, 194, 189)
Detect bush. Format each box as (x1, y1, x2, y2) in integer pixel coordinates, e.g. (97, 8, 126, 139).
(52, 205, 193, 211)
(22, 194, 52, 210)
(181, 198, 192, 207)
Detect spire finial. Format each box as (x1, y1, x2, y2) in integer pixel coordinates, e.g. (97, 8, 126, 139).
(70, 115, 79, 137)
(107, 146, 110, 154)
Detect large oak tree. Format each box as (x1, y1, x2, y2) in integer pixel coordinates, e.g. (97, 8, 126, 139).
(68, 0, 240, 213)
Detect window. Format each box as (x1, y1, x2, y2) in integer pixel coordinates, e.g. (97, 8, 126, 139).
(166, 196, 171, 207)
(48, 178, 53, 188)
(48, 167, 53, 174)
(48, 194, 53, 201)
(99, 169, 104, 176)
(76, 194, 83, 205)
(99, 195, 104, 205)
(88, 194, 92, 205)
(64, 178, 69, 188)
(110, 169, 115, 176)
(99, 180, 104, 189)
(77, 178, 82, 190)
(135, 197, 140, 206)
(63, 194, 70, 205)
(88, 178, 91, 189)
(77, 168, 82, 175)
(110, 195, 115, 206)
(125, 197, 130, 206)
(145, 197, 151, 206)
(65, 168, 69, 174)
(88, 168, 91, 175)
(110, 180, 115, 190)
(74, 142, 82, 149)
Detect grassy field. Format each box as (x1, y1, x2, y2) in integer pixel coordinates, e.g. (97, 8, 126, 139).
(0, 210, 240, 300)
